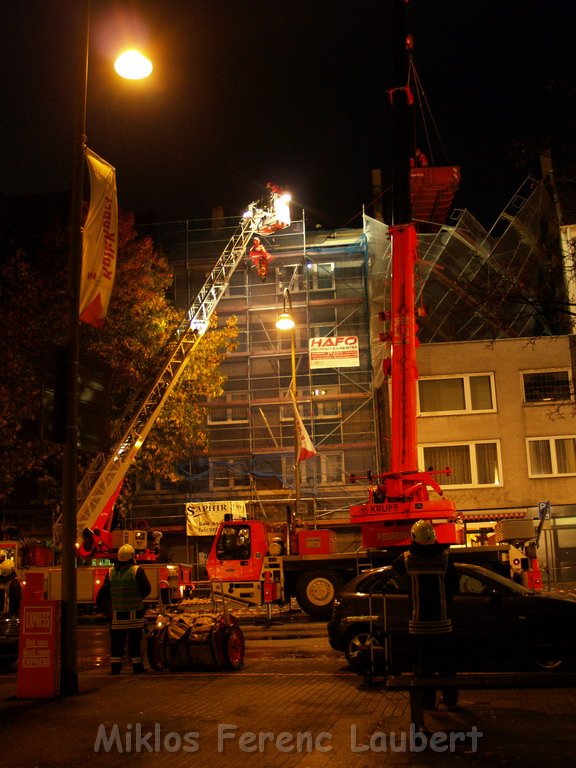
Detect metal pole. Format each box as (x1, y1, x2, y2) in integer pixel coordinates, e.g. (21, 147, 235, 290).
(291, 325, 300, 518)
(60, 0, 90, 696)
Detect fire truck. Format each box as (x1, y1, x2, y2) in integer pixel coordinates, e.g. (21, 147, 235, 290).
(5, 187, 293, 606)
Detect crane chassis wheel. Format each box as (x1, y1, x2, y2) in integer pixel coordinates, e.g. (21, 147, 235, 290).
(294, 570, 343, 619)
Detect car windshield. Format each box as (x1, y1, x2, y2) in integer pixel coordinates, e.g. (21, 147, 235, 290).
(215, 526, 251, 560)
(355, 569, 408, 594)
(454, 563, 535, 595)
(353, 563, 536, 597)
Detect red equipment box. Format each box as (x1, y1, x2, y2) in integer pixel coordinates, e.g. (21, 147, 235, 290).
(296, 529, 337, 555)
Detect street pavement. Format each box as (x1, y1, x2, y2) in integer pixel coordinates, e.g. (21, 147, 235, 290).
(1, 616, 576, 767)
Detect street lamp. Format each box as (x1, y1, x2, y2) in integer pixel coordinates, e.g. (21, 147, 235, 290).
(114, 49, 153, 80)
(275, 289, 300, 527)
(60, 0, 152, 696)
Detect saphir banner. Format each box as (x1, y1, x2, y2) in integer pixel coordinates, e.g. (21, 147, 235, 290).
(185, 501, 247, 536)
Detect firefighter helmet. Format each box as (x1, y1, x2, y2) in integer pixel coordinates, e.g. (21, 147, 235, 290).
(0, 559, 15, 576)
(117, 544, 135, 562)
(410, 519, 437, 545)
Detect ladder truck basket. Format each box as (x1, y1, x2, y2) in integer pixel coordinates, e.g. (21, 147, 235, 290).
(145, 580, 245, 672)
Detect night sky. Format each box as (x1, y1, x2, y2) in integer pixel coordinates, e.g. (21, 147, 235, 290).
(2, 1, 575, 231)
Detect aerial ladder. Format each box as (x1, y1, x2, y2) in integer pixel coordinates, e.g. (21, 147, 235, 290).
(53, 187, 291, 558)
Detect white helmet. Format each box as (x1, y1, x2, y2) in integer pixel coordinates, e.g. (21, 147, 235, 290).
(117, 544, 135, 562)
(411, 519, 437, 545)
(0, 559, 15, 577)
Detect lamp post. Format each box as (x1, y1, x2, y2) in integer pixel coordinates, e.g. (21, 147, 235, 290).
(60, 0, 152, 695)
(275, 289, 300, 524)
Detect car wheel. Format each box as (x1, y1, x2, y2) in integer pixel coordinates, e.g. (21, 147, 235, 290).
(344, 626, 382, 671)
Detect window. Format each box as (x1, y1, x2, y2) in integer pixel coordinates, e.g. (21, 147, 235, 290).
(312, 386, 342, 419)
(209, 459, 250, 490)
(280, 394, 311, 421)
(522, 370, 572, 404)
(320, 452, 345, 484)
(418, 374, 495, 414)
(420, 441, 502, 487)
(215, 526, 251, 560)
(312, 263, 335, 290)
(527, 437, 576, 477)
(276, 264, 305, 293)
(356, 570, 408, 594)
(207, 394, 248, 424)
(282, 451, 345, 487)
(223, 270, 246, 298)
(275, 262, 335, 293)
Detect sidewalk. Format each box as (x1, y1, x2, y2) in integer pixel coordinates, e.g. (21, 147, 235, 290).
(1, 657, 576, 767)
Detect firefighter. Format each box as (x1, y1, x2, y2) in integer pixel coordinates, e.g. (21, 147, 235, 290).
(393, 520, 459, 708)
(415, 148, 429, 167)
(96, 544, 151, 674)
(0, 560, 22, 616)
(249, 237, 272, 280)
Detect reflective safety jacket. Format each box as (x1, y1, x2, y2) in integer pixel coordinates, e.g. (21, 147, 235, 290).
(393, 544, 457, 635)
(96, 563, 151, 629)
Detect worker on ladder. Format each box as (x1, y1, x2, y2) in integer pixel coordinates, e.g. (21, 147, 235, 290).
(249, 237, 272, 281)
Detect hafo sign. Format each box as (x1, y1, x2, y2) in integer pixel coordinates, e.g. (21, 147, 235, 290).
(309, 336, 359, 369)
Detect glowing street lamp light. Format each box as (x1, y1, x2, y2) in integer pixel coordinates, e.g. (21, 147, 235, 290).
(275, 311, 295, 331)
(114, 49, 153, 80)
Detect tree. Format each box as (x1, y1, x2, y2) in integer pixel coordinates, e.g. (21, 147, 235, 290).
(0, 211, 237, 518)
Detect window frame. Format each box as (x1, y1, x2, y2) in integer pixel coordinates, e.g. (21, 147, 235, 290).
(311, 386, 342, 419)
(418, 439, 503, 488)
(520, 368, 573, 405)
(209, 458, 251, 490)
(207, 393, 249, 425)
(417, 373, 496, 416)
(275, 262, 335, 293)
(526, 435, 576, 478)
(281, 450, 345, 488)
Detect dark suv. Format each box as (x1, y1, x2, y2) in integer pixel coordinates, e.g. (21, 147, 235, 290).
(327, 563, 576, 675)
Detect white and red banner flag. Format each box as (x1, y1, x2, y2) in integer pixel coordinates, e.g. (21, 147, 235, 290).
(80, 148, 118, 328)
(290, 390, 318, 462)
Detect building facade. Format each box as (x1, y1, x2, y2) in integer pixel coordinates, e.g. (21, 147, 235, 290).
(132, 218, 378, 558)
(417, 335, 576, 581)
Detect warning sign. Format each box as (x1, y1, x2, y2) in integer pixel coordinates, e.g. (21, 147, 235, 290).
(308, 336, 360, 369)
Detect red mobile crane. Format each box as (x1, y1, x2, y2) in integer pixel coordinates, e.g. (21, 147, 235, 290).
(350, 1, 540, 594)
(349, 0, 462, 549)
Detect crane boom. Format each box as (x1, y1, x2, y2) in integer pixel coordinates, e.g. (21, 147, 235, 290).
(349, 0, 461, 548)
(53, 189, 291, 549)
